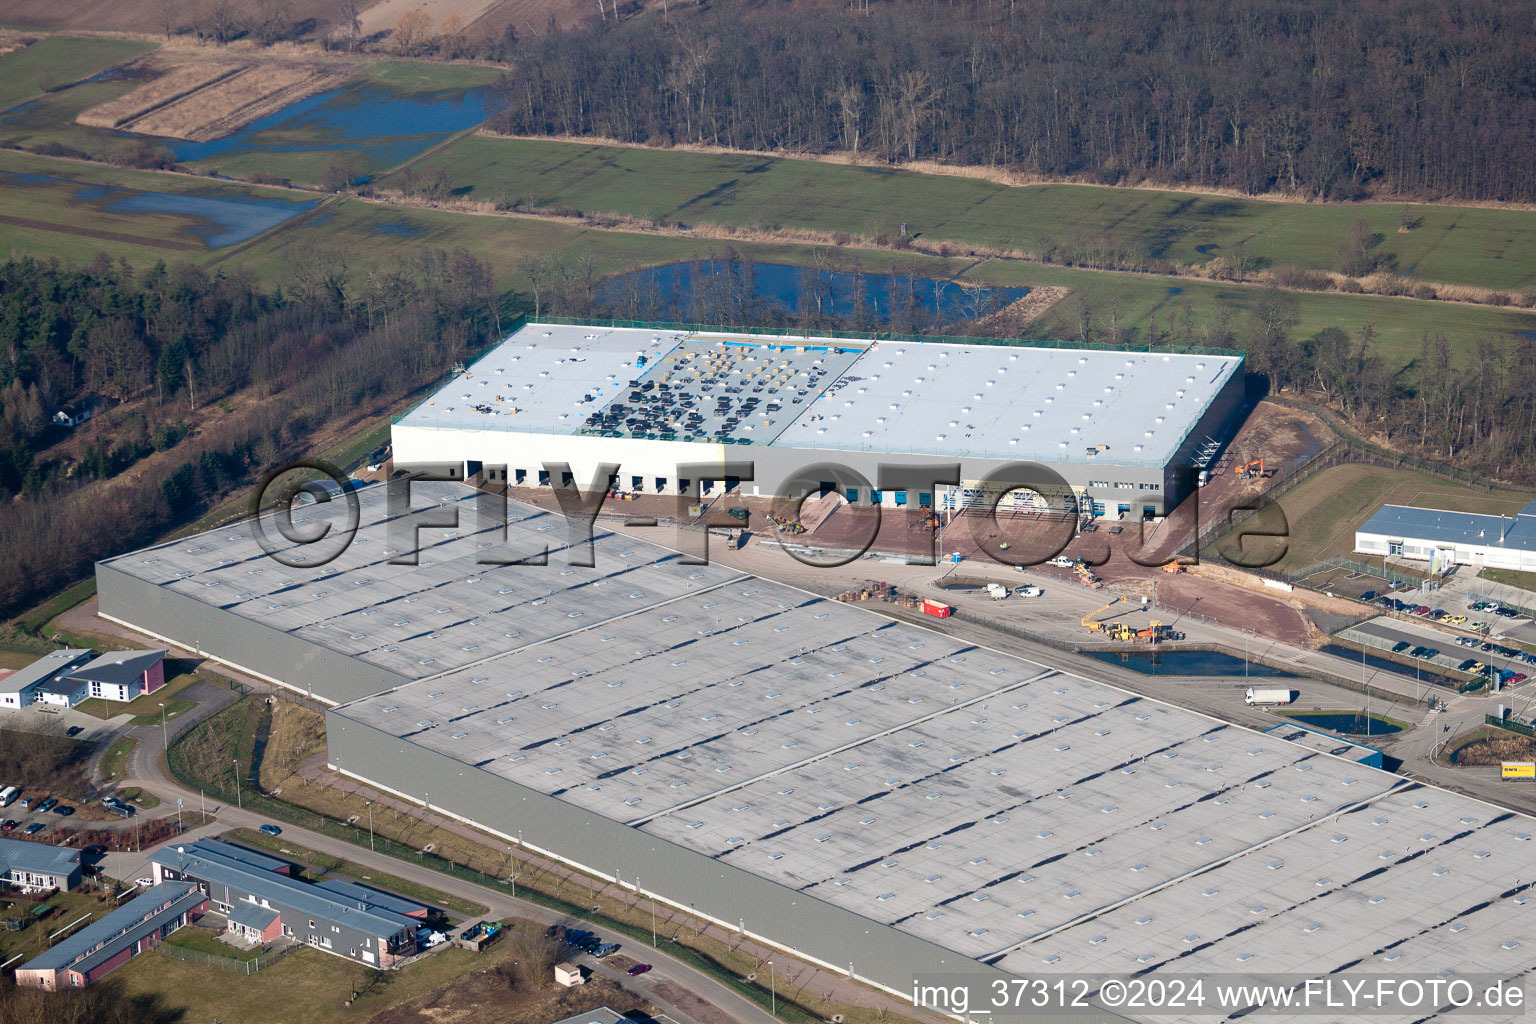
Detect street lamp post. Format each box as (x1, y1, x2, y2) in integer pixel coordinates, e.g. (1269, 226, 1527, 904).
(232, 759, 241, 809)
(366, 800, 375, 852)
(768, 959, 776, 1016)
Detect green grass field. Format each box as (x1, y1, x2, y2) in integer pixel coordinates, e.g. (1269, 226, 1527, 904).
(0, 148, 320, 262)
(1268, 463, 1534, 570)
(111, 940, 505, 1024)
(412, 136, 1536, 292)
(0, 36, 152, 113)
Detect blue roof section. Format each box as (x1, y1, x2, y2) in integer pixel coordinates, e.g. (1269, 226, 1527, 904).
(1357, 504, 1536, 553)
(150, 840, 418, 938)
(21, 882, 200, 972)
(315, 879, 431, 917)
(179, 839, 292, 875)
(1521, 496, 1536, 519)
(0, 836, 81, 879)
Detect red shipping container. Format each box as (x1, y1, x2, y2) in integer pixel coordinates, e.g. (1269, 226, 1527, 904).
(921, 599, 953, 618)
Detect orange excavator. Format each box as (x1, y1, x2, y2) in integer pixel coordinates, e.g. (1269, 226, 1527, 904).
(1236, 458, 1266, 479)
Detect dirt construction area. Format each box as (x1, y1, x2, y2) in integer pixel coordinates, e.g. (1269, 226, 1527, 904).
(77, 54, 353, 141)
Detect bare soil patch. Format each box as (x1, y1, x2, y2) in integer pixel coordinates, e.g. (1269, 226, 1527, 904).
(0, 32, 40, 56)
(78, 55, 353, 141)
(78, 60, 244, 129)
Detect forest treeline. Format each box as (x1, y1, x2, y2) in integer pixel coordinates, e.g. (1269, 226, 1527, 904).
(492, 0, 1536, 202)
(0, 250, 500, 618)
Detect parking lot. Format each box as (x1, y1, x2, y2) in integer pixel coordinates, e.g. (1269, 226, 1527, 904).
(1343, 616, 1534, 687)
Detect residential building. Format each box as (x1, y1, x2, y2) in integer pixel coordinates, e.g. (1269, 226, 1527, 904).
(0, 836, 82, 892)
(15, 882, 206, 990)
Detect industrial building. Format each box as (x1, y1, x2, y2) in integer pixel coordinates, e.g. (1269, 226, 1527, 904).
(96, 482, 1536, 1018)
(1355, 499, 1536, 573)
(391, 323, 1246, 519)
(15, 882, 206, 990)
(149, 839, 422, 967)
(0, 836, 82, 892)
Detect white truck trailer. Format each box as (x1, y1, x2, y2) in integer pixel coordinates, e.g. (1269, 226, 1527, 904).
(1245, 687, 1298, 706)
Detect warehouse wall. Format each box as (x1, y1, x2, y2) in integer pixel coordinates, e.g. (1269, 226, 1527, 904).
(95, 563, 412, 705)
(324, 711, 1126, 1019)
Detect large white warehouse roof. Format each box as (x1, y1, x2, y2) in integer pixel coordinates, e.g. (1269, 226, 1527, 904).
(396, 324, 1243, 468)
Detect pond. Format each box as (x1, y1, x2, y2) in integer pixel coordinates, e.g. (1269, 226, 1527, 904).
(158, 82, 498, 169)
(1, 169, 317, 247)
(598, 260, 1029, 327)
(1084, 649, 1299, 677)
(1279, 712, 1403, 736)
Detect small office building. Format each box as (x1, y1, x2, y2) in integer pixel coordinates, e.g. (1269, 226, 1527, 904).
(1355, 499, 1536, 573)
(0, 650, 92, 710)
(0, 837, 82, 892)
(68, 650, 167, 703)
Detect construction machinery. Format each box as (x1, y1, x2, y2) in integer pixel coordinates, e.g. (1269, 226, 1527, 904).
(1236, 458, 1267, 479)
(1161, 562, 1186, 574)
(1074, 560, 1105, 588)
(1082, 598, 1122, 633)
(1135, 621, 1185, 643)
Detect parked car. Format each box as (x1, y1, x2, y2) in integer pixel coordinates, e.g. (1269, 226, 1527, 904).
(1522, 654, 1536, 665)
(19, 797, 33, 810)
(136, 877, 154, 888)
(1360, 590, 1377, 601)
(36, 797, 57, 813)
(1392, 641, 1411, 654)
(1468, 662, 1486, 674)
(627, 963, 653, 976)
(1469, 621, 1487, 631)
(52, 805, 73, 816)
(1481, 643, 1495, 652)
(1459, 659, 1480, 672)
(1510, 672, 1528, 684)
(1411, 606, 1430, 616)
(23, 822, 45, 834)
(1448, 614, 1467, 624)
(1420, 648, 1439, 659)
(65, 725, 84, 737)
(1497, 607, 1518, 617)
(0, 819, 15, 831)
(592, 943, 621, 958)
(258, 824, 282, 836)
(82, 844, 106, 855)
